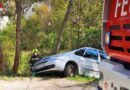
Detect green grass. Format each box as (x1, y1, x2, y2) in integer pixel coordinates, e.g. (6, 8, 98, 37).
(0, 75, 99, 82)
(67, 75, 99, 83)
(0, 76, 28, 81)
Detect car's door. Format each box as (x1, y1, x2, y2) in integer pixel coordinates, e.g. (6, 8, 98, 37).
(74, 48, 88, 70)
(83, 48, 100, 72)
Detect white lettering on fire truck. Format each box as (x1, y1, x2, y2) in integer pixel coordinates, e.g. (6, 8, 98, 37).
(115, 0, 121, 18)
(121, 0, 128, 16)
(115, 0, 129, 18)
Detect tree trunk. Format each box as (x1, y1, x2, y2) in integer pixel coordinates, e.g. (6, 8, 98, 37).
(68, 30, 71, 50)
(0, 39, 5, 73)
(13, 0, 22, 75)
(54, 0, 73, 54)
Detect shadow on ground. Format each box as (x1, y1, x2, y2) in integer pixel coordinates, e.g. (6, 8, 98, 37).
(36, 72, 64, 80)
(54, 80, 98, 89)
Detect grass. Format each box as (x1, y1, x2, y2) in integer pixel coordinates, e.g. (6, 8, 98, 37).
(0, 73, 60, 81)
(67, 75, 99, 83)
(0, 76, 28, 81)
(0, 74, 99, 82)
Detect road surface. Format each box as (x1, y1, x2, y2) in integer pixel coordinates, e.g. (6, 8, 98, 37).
(0, 77, 97, 90)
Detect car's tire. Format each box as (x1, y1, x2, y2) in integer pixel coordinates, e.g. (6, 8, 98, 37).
(64, 64, 77, 77)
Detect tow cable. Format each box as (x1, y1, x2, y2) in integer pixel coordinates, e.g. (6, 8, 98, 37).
(26, 72, 36, 90)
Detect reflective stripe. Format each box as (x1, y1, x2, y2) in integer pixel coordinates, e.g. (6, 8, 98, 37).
(32, 58, 40, 61)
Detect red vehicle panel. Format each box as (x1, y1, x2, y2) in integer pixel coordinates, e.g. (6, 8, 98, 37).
(104, 0, 130, 63)
(0, 2, 2, 8)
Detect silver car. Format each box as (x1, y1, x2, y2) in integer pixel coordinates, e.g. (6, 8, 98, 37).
(32, 47, 110, 77)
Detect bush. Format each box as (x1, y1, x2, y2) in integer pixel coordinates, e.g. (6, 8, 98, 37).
(84, 27, 101, 49)
(0, 25, 31, 76)
(18, 51, 31, 76)
(21, 17, 46, 50)
(0, 25, 16, 71)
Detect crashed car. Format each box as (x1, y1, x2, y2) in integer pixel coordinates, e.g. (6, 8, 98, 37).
(32, 47, 110, 77)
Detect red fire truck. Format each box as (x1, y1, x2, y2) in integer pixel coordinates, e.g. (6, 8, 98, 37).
(0, 2, 3, 12)
(97, 0, 130, 90)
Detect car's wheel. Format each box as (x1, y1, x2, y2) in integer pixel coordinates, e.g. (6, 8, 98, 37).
(64, 64, 76, 77)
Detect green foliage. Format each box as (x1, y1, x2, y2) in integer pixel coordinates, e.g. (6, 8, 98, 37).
(0, 25, 31, 76)
(85, 27, 101, 49)
(21, 16, 47, 50)
(0, 25, 16, 71)
(0, 0, 103, 76)
(2, 0, 16, 19)
(0, 76, 26, 81)
(18, 51, 31, 76)
(20, 0, 103, 54)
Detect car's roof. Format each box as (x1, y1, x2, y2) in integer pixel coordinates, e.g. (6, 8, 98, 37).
(81, 47, 103, 52)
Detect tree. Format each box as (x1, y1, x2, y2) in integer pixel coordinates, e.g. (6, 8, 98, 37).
(0, 39, 5, 73)
(0, 1, 5, 73)
(54, 0, 73, 54)
(13, 0, 22, 74)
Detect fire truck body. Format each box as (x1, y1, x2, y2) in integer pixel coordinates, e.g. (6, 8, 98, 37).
(102, 0, 130, 63)
(99, 0, 130, 89)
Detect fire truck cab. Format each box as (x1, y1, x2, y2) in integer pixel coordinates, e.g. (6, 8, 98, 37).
(98, 0, 130, 90)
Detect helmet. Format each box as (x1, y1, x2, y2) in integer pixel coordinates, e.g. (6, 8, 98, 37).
(33, 49, 39, 54)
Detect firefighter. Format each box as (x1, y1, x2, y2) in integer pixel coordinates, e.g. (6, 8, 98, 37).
(30, 49, 42, 67)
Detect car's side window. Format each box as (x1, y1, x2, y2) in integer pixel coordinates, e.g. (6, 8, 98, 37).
(75, 49, 85, 56)
(99, 51, 105, 59)
(84, 49, 98, 60)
